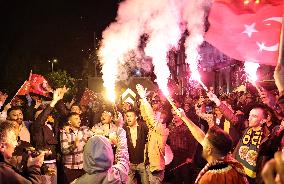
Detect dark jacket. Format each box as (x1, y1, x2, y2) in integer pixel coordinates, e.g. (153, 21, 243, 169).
(0, 153, 41, 184)
(219, 102, 269, 179)
(124, 121, 149, 164)
(30, 105, 59, 160)
(255, 125, 284, 184)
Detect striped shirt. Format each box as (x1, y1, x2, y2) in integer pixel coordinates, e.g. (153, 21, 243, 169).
(60, 126, 91, 169)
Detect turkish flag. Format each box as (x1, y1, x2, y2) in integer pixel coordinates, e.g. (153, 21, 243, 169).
(17, 80, 31, 96)
(214, 0, 283, 13)
(29, 74, 52, 97)
(205, 1, 283, 65)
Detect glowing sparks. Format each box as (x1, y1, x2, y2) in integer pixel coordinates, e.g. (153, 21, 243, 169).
(244, 61, 260, 84)
(190, 67, 201, 82)
(160, 86, 170, 97)
(186, 36, 208, 91)
(183, 0, 209, 92)
(99, 21, 141, 101)
(143, 0, 182, 99)
(106, 90, 116, 103)
(99, 0, 210, 98)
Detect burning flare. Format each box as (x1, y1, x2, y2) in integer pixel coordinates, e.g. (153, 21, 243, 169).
(244, 61, 260, 84)
(99, 0, 211, 97)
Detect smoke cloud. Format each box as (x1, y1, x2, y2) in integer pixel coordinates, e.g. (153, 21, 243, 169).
(99, 0, 211, 94)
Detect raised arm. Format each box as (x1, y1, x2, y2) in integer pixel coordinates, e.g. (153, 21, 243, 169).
(0, 103, 11, 122)
(274, 63, 284, 117)
(175, 108, 206, 146)
(136, 84, 157, 129)
(207, 91, 239, 125)
(34, 87, 68, 127)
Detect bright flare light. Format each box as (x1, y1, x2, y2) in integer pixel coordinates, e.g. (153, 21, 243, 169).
(244, 61, 260, 84)
(106, 90, 116, 103)
(191, 69, 201, 82)
(189, 61, 208, 92)
(160, 86, 170, 97)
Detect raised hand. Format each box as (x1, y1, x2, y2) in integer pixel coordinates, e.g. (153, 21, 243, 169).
(174, 108, 186, 119)
(274, 63, 284, 93)
(60, 86, 69, 96)
(3, 103, 11, 111)
(34, 99, 42, 109)
(207, 91, 221, 106)
(259, 90, 276, 107)
(52, 86, 69, 103)
(0, 92, 8, 107)
(136, 84, 147, 99)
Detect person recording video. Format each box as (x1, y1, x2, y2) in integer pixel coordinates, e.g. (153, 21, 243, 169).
(0, 121, 44, 184)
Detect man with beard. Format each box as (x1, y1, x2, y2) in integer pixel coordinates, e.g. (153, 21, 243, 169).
(71, 104, 92, 128)
(174, 108, 248, 184)
(7, 107, 30, 143)
(60, 112, 91, 183)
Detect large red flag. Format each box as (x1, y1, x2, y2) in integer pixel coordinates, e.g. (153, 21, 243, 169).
(205, 1, 283, 65)
(17, 80, 31, 96)
(29, 74, 52, 97)
(214, 0, 283, 13)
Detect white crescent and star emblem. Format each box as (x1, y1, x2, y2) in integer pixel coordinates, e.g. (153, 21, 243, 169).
(242, 23, 258, 38)
(256, 16, 282, 52)
(242, 17, 282, 53)
(263, 17, 282, 24)
(257, 42, 279, 52)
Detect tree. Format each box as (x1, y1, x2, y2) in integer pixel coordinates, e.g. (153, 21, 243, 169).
(46, 70, 77, 100)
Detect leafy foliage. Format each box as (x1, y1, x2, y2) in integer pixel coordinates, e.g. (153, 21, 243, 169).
(46, 70, 77, 100)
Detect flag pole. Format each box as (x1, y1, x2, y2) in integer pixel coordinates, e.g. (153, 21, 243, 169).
(10, 70, 33, 103)
(28, 70, 33, 81)
(278, 15, 284, 65)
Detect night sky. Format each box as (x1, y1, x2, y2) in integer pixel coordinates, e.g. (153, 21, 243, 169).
(0, 0, 120, 93)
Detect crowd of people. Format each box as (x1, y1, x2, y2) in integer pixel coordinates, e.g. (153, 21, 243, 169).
(0, 63, 284, 184)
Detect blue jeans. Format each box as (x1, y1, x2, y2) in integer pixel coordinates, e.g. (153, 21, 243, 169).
(127, 163, 149, 184)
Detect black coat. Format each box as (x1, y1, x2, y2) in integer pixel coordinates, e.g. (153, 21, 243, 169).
(30, 105, 59, 160)
(0, 153, 41, 184)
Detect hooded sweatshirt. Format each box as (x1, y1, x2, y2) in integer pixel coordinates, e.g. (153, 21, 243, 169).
(72, 127, 129, 184)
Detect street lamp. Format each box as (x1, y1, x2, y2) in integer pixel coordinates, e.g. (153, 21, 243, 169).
(48, 59, 57, 72)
